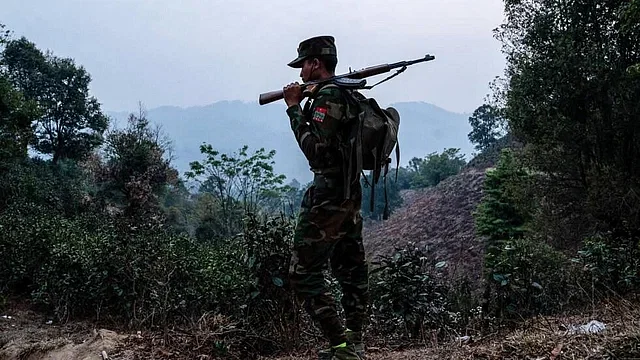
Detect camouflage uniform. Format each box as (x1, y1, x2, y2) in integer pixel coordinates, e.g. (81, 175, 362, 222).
(286, 36, 369, 349)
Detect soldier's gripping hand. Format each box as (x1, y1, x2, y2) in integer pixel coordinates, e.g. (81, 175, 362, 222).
(283, 82, 303, 107)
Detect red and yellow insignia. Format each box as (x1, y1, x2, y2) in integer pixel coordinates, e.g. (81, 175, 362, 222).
(312, 107, 327, 123)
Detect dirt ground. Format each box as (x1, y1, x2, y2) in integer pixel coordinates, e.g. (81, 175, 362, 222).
(0, 306, 125, 360)
(2, 297, 640, 360)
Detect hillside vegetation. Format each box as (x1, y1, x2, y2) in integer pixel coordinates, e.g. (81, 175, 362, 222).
(1, 1, 640, 358)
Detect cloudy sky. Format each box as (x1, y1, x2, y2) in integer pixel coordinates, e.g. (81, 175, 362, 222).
(3, 0, 506, 114)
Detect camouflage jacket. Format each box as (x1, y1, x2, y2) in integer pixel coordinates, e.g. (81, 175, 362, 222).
(286, 85, 349, 173)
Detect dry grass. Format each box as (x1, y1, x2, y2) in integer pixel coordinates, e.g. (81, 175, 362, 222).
(463, 297, 640, 360)
(263, 297, 640, 360)
(2, 297, 639, 359)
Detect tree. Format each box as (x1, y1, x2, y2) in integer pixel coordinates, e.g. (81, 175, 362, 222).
(0, 76, 37, 162)
(361, 171, 403, 221)
(1, 37, 108, 164)
(474, 149, 531, 318)
(261, 178, 307, 217)
(101, 107, 178, 216)
(409, 148, 467, 188)
(394, 166, 414, 190)
(496, 0, 640, 238)
(467, 104, 506, 152)
(192, 192, 228, 244)
(0, 25, 36, 162)
(475, 150, 530, 248)
(186, 145, 287, 238)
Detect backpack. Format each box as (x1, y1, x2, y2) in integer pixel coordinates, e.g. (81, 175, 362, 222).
(342, 89, 401, 220)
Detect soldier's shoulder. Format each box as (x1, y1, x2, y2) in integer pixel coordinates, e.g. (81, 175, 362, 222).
(315, 84, 349, 102)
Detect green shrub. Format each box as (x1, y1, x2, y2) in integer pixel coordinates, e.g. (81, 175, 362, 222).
(0, 158, 93, 216)
(0, 203, 68, 293)
(576, 234, 640, 294)
(489, 237, 577, 319)
(0, 202, 251, 326)
(239, 213, 305, 353)
(368, 244, 452, 342)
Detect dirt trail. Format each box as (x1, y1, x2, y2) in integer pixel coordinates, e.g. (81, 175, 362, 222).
(0, 309, 125, 360)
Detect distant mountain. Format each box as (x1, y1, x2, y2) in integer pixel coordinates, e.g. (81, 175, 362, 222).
(106, 100, 474, 184)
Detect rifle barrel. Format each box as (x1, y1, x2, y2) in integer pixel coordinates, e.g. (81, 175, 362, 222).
(258, 54, 435, 105)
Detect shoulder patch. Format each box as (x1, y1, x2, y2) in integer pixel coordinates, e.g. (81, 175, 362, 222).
(312, 107, 327, 123)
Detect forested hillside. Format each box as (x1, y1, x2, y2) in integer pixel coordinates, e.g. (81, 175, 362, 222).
(106, 100, 474, 185)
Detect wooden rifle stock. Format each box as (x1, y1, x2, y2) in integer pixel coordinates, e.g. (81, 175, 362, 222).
(258, 54, 435, 106)
(258, 87, 316, 105)
(259, 90, 285, 105)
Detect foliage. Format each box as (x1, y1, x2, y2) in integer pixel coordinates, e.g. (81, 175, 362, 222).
(368, 244, 452, 342)
(496, 0, 640, 242)
(1, 37, 109, 164)
(0, 23, 11, 45)
(240, 213, 306, 352)
(0, 76, 38, 162)
(361, 171, 403, 220)
(159, 179, 195, 236)
(190, 192, 228, 244)
(0, 157, 94, 216)
(0, 201, 303, 353)
(393, 166, 414, 190)
(186, 144, 287, 237)
(465, 133, 518, 170)
(576, 234, 640, 294)
(100, 108, 178, 217)
(467, 104, 507, 152)
(406, 148, 467, 189)
(475, 149, 539, 320)
(278, 179, 308, 217)
(475, 149, 531, 259)
(489, 237, 577, 319)
(0, 202, 250, 325)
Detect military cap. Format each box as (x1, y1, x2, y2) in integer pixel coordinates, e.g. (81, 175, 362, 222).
(287, 35, 337, 68)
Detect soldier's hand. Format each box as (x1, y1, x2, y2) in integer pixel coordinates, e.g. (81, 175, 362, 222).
(283, 82, 303, 107)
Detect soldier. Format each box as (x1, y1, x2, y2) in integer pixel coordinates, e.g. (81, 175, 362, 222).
(282, 35, 368, 360)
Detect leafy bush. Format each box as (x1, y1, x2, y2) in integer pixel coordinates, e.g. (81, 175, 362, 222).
(576, 234, 640, 294)
(475, 149, 530, 248)
(238, 213, 305, 353)
(0, 202, 250, 326)
(368, 244, 452, 342)
(488, 238, 577, 319)
(407, 148, 467, 189)
(0, 158, 93, 216)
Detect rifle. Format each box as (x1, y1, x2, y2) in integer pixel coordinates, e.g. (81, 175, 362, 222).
(258, 54, 435, 105)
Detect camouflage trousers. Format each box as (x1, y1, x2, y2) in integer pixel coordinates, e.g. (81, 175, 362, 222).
(289, 185, 369, 347)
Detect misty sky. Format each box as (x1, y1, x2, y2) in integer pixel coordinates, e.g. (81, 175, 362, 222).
(3, 0, 506, 114)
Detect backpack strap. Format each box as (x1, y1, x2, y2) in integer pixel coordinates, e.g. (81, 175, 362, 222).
(343, 89, 361, 201)
(311, 83, 359, 201)
(395, 131, 400, 176)
(370, 158, 376, 214)
(383, 161, 391, 220)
